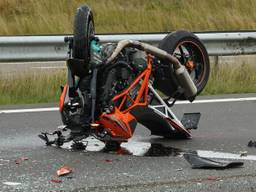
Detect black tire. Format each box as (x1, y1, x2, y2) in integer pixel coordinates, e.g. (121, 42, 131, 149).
(157, 31, 210, 100)
(72, 5, 95, 74)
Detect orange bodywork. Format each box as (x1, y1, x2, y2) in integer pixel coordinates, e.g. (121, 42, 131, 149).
(185, 60, 195, 72)
(98, 55, 153, 139)
(59, 84, 68, 112)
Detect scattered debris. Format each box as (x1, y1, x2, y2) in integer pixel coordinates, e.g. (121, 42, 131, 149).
(104, 159, 113, 163)
(71, 142, 87, 150)
(239, 151, 248, 157)
(207, 176, 219, 181)
(248, 140, 256, 147)
(175, 168, 183, 172)
(57, 165, 73, 176)
(183, 153, 244, 169)
(3, 182, 21, 186)
(50, 179, 62, 183)
(15, 160, 20, 165)
(15, 157, 29, 165)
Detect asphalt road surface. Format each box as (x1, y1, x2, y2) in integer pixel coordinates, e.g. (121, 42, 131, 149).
(1, 94, 256, 192)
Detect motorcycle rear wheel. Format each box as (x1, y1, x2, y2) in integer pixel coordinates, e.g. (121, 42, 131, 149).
(156, 31, 210, 100)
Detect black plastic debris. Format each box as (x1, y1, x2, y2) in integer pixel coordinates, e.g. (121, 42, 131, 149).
(181, 113, 201, 129)
(71, 142, 87, 151)
(183, 153, 244, 169)
(248, 140, 256, 147)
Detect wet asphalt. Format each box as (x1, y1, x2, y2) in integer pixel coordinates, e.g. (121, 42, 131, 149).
(1, 94, 256, 192)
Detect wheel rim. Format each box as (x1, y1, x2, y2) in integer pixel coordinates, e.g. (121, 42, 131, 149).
(173, 40, 207, 86)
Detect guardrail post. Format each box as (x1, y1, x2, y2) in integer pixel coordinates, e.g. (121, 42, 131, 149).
(213, 56, 219, 72)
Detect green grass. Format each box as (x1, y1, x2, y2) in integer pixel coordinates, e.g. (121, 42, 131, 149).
(0, 71, 66, 105)
(0, 64, 255, 105)
(0, 0, 256, 35)
(203, 64, 256, 95)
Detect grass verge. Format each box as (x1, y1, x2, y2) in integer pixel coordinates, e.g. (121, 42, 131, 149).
(0, 71, 66, 105)
(0, 0, 256, 35)
(0, 64, 255, 105)
(203, 64, 256, 95)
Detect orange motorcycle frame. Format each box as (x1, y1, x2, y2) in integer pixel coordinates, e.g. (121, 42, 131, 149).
(98, 55, 153, 140)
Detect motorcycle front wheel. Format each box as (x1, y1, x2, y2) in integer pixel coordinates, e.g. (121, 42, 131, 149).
(72, 5, 95, 75)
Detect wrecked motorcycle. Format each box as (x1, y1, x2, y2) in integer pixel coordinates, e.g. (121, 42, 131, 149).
(39, 5, 210, 150)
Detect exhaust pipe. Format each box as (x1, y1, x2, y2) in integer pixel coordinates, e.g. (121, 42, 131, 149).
(105, 40, 197, 100)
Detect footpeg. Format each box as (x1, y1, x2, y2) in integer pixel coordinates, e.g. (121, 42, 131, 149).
(181, 113, 201, 129)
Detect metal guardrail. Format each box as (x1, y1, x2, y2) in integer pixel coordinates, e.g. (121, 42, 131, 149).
(0, 31, 256, 62)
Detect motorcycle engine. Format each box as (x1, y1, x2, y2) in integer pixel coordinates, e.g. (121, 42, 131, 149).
(61, 43, 147, 134)
(97, 44, 147, 114)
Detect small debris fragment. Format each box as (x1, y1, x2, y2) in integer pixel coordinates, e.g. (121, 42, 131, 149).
(104, 159, 113, 163)
(21, 157, 29, 161)
(175, 168, 183, 171)
(15, 157, 29, 165)
(207, 176, 219, 181)
(50, 179, 62, 183)
(57, 165, 73, 176)
(248, 140, 256, 147)
(3, 182, 21, 186)
(239, 151, 248, 157)
(71, 142, 87, 150)
(15, 160, 20, 165)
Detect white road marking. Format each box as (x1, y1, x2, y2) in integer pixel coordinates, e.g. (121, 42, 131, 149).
(0, 107, 58, 114)
(0, 97, 255, 114)
(175, 97, 256, 104)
